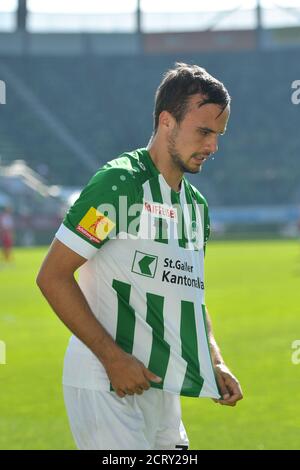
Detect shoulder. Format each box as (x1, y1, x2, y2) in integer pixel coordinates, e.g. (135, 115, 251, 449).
(186, 180, 209, 209)
(87, 150, 146, 196)
(84, 156, 139, 200)
(185, 181, 210, 242)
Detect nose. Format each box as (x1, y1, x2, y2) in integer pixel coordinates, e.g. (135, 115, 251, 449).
(205, 135, 218, 155)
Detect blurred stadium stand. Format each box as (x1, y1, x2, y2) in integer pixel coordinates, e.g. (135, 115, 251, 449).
(0, 1, 300, 243)
(1, 51, 299, 204)
(0, 160, 64, 245)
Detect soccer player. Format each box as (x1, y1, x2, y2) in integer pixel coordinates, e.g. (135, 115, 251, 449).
(37, 63, 243, 450)
(0, 206, 14, 262)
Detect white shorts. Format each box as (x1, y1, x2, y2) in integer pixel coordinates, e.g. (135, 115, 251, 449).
(63, 385, 189, 450)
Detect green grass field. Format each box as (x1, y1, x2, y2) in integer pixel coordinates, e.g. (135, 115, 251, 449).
(0, 241, 299, 450)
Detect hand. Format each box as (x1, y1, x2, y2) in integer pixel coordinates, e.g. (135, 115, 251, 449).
(213, 363, 243, 407)
(103, 351, 162, 398)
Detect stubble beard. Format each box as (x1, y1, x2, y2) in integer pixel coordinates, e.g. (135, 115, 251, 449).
(167, 128, 201, 175)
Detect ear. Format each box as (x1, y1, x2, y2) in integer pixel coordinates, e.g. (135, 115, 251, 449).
(159, 110, 175, 131)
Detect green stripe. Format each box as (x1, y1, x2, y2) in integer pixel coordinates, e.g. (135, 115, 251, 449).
(149, 175, 163, 203)
(110, 279, 136, 392)
(149, 176, 168, 244)
(183, 180, 198, 250)
(153, 217, 168, 244)
(171, 190, 187, 249)
(146, 292, 170, 390)
(112, 279, 136, 354)
(180, 300, 204, 396)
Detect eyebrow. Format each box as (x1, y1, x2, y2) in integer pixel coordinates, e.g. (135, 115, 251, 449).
(197, 126, 226, 136)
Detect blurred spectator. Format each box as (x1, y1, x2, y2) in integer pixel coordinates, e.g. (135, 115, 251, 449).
(0, 206, 15, 262)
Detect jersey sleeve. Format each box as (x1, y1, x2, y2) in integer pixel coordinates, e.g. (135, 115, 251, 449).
(55, 166, 137, 259)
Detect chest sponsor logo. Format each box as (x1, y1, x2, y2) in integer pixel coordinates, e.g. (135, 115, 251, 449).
(76, 207, 115, 243)
(162, 257, 204, 290)
(131, 250, 158, 278)
(144, 201, 178, 223)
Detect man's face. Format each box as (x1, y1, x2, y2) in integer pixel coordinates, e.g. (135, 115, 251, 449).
(166, 94, 230, 174)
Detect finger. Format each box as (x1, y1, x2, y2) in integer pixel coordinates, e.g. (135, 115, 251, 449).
(144, 368, 162, 383)
(223, 380, 243, 403)
(223, 373, 242, 393)
(216, 374, 231, 400)
(138, 381, 150, 392)
(221, 393, 231, 401)
(218, 392, 242, 406)
(218, 401, 237, 407)
(137, 379, 151, 391)
(141, 381, 150, 391)
(116, 389, 126, 398)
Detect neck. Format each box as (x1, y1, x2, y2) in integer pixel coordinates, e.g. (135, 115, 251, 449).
(146, 134, 183, 192)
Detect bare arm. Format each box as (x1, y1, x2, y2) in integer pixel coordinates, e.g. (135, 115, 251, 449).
(205, 309, 225, 366)
(36, 238, 161, 397)
(205, 307, 243, 407)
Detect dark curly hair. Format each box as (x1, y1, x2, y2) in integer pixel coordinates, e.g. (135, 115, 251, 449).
(153, 62, 230, 133)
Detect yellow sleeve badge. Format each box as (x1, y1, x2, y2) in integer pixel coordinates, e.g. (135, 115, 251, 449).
(76, 207, 115, 244)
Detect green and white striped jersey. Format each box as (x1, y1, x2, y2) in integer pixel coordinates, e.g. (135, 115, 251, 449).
(56, 148, 220, 398)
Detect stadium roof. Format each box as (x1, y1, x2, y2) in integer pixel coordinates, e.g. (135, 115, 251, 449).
(1, 1, 300, 32)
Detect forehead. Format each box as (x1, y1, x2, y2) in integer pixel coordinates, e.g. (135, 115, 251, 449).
(185, 94, 230, 130)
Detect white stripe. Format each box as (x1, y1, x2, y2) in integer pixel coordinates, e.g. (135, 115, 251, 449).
(56, 223, 98, 260)
(157, 174, 176, 244)
(158, 174, 172, 206)
(138, 180, 156, 240)
(131, 292, 153, 368)
(194, 202, 204, 250)
(142, 179, 153, 202)
(162, 295, 188, 395)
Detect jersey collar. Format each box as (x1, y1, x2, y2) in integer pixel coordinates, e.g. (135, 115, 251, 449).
(139, 147, 186, 195)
